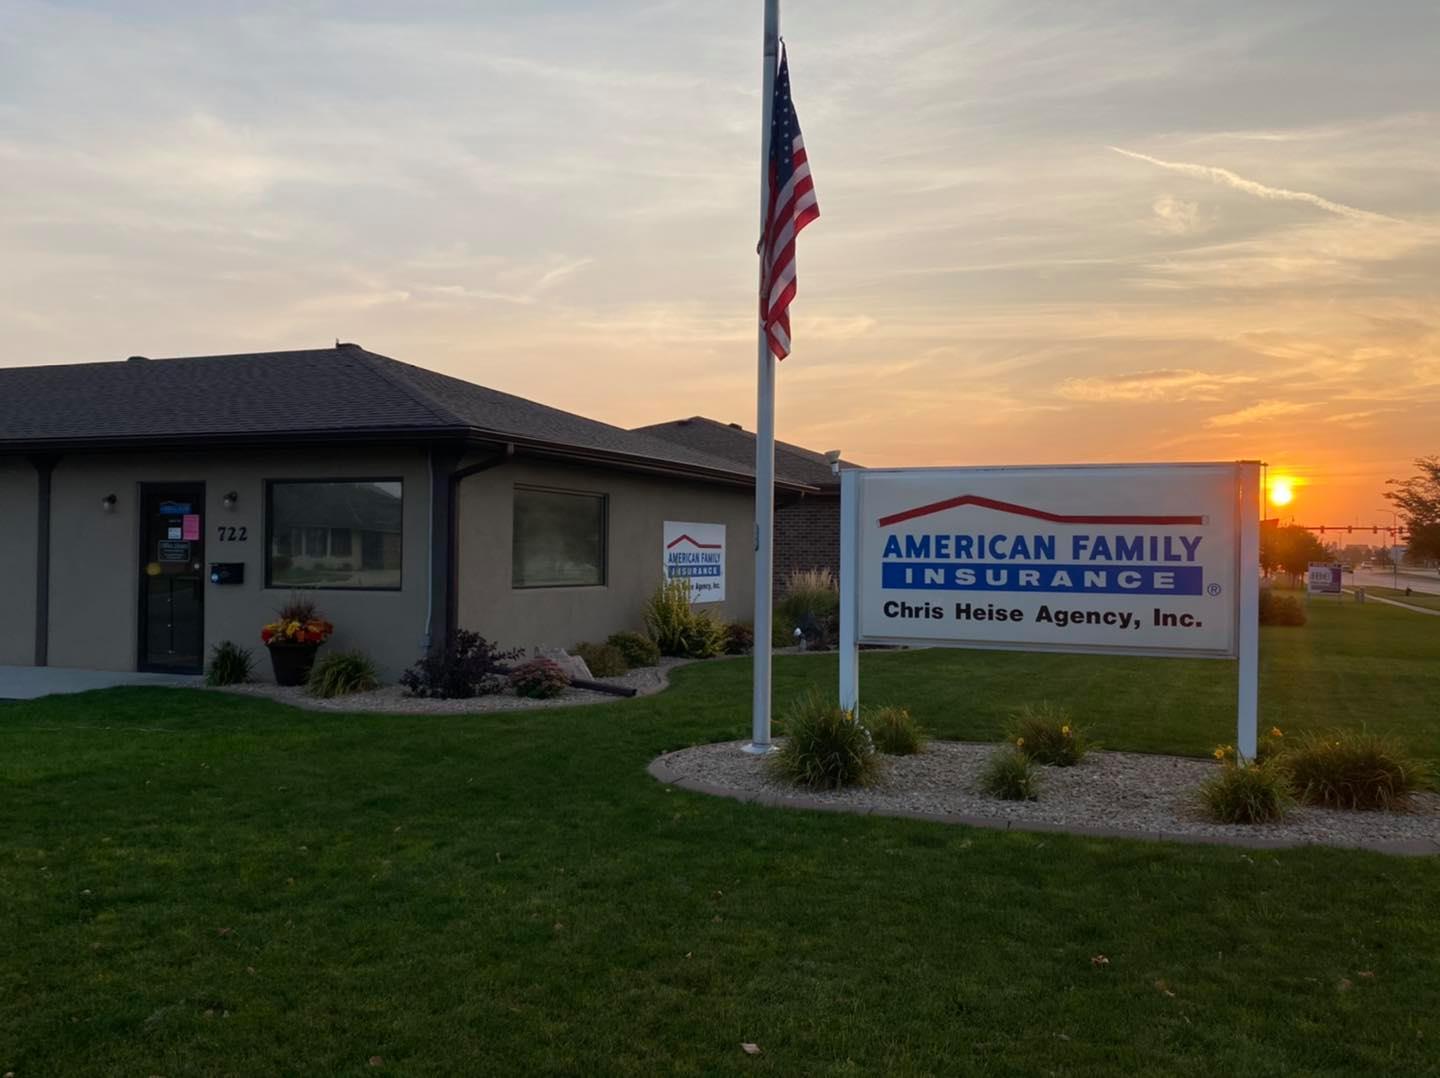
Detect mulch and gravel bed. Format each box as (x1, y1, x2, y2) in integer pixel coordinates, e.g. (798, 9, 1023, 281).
(214, 657, 692, 714)
(650, 739, 1440, 855)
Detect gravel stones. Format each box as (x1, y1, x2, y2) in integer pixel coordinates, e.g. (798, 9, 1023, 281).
(651, 740, 1440, 854)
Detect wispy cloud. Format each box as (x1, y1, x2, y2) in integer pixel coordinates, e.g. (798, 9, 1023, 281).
(1147, 196, 1213, 236)
(1058, 368, 1256, 403)
(1206, 400, 1312, 428)
(1109, 146, 1398, 222)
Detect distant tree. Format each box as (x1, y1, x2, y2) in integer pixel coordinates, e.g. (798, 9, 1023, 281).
(1260, 525, 1330, 582)
(1405, 522, 1440, 567)
(1386, 456, 1440, 563)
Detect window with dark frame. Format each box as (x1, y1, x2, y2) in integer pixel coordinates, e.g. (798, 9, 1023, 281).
(512, 487, 607, 588)
(266, 479, 403, 590)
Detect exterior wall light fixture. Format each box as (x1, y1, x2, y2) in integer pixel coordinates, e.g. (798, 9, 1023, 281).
(101, 493, 117, 512)
(222, 491, 239, 510)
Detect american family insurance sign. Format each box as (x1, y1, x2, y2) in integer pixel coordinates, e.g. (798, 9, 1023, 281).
(850, 464, 1246, 659)
(663, 520, 726, 603)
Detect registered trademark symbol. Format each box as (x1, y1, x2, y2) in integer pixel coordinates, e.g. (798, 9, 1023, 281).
(1207, 583, 1222, 596)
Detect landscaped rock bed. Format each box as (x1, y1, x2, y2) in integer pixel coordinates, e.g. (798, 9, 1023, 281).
(650, 739, 1440, 855)
(215, 657, 690, 713)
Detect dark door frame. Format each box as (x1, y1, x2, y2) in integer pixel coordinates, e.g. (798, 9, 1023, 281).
(136, 481, 206, 674)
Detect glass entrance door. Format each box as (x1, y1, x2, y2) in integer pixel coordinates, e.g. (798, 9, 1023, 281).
(138, 484, 205, 673)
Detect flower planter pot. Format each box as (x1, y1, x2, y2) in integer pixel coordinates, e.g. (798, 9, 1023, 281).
(267, 642, 320, 687)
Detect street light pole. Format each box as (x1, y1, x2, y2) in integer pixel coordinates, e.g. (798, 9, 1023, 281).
(1375, 507, 1399, 588)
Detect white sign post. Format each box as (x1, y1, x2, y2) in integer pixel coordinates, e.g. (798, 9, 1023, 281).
(663, 521, 727, 603)
(839, 462, 1262, 759)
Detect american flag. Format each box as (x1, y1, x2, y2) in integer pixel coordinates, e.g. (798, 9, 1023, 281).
(761, 45, 819, 360)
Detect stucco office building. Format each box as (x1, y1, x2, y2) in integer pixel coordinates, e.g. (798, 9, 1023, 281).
(0, 345, 815, 679)
(637, 415, 859, 594)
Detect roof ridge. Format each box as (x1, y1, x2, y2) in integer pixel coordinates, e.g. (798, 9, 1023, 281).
(344, 347, 468, 428)
(637, 414, 835, 465)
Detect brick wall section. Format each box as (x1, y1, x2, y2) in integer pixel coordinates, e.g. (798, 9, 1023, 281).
(774, 495, 841, 597)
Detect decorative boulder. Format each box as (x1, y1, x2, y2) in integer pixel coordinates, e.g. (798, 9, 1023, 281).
(537, 648, 593, 682)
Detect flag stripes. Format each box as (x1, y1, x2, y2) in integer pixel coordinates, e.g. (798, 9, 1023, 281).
(761, 46, 818, 360)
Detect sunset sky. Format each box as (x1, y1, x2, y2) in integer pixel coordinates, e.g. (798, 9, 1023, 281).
(2, 1, 1436, 526)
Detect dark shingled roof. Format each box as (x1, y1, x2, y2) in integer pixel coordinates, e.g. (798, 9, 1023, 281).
(633, 416, 860, 491)
(0, 345, 813, 489)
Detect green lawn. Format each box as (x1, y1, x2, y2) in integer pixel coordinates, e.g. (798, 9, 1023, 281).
(2, 600, 1438, 1076)
(1363, 585, 1440, 613)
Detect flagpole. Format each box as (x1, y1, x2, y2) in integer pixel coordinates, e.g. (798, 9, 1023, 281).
(745, 0, 781, 754)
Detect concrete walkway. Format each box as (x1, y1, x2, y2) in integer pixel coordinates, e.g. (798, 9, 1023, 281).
(0, 666, 201, 700)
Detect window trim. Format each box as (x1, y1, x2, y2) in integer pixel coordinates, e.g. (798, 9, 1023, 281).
(264, 477, 405, 592)
(511, 483, 609, 590)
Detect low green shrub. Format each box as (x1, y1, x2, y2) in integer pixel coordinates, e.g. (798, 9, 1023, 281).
(723, 621, 754, 655)
(772, 611, 800, 648)
(643, 579, 725, 658)
(307, 650, 380, 698)
(1009, 702, 1090, 766)
(979, 747, 1039, 801)
(769, 691, 880, 790)
(1259, 589, 1307, 626)
(1284, 729, 1429, 811)
(867, 704, 926, 755)
(606, 630, 660, 669)
(573, 641, 628, 678)
(401, 631, 521, 699)
(1198, 758, 1292, 824)
(509, 657, 570, 699)
(204, 641, 254, 686)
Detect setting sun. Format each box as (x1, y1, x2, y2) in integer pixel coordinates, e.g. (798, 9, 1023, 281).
(1269, 477, 1296, 507)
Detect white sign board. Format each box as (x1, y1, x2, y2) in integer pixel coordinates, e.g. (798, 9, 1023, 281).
(1306, 562, 1343, 595)
(850, 464, 1245, 660)
(663, 521, 726, 603)
(836, 461, 1262, 760)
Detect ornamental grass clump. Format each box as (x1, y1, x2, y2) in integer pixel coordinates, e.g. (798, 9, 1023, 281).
(643, 579, 725, 659)
(769, 691, 880, 790)
(1284, 729, 1429, 811)
(1197, 757, 1292, 824)
(1009, 702, 1090, 766)
(867, 704, 926, 756)
(776, 567, 840, 647)
(306, 650, 380, 698)
(606, 631, 660, 669)
(204, 641, 254, 686)
(979, 747, 1039, 801)
(508, 657, 570, 699)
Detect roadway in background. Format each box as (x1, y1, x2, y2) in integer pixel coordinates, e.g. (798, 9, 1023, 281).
(1351, 568, 1440, 596)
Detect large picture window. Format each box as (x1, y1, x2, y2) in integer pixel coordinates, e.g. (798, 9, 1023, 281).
(267, 479, 403, 590)
(512, 487, 606, 588)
